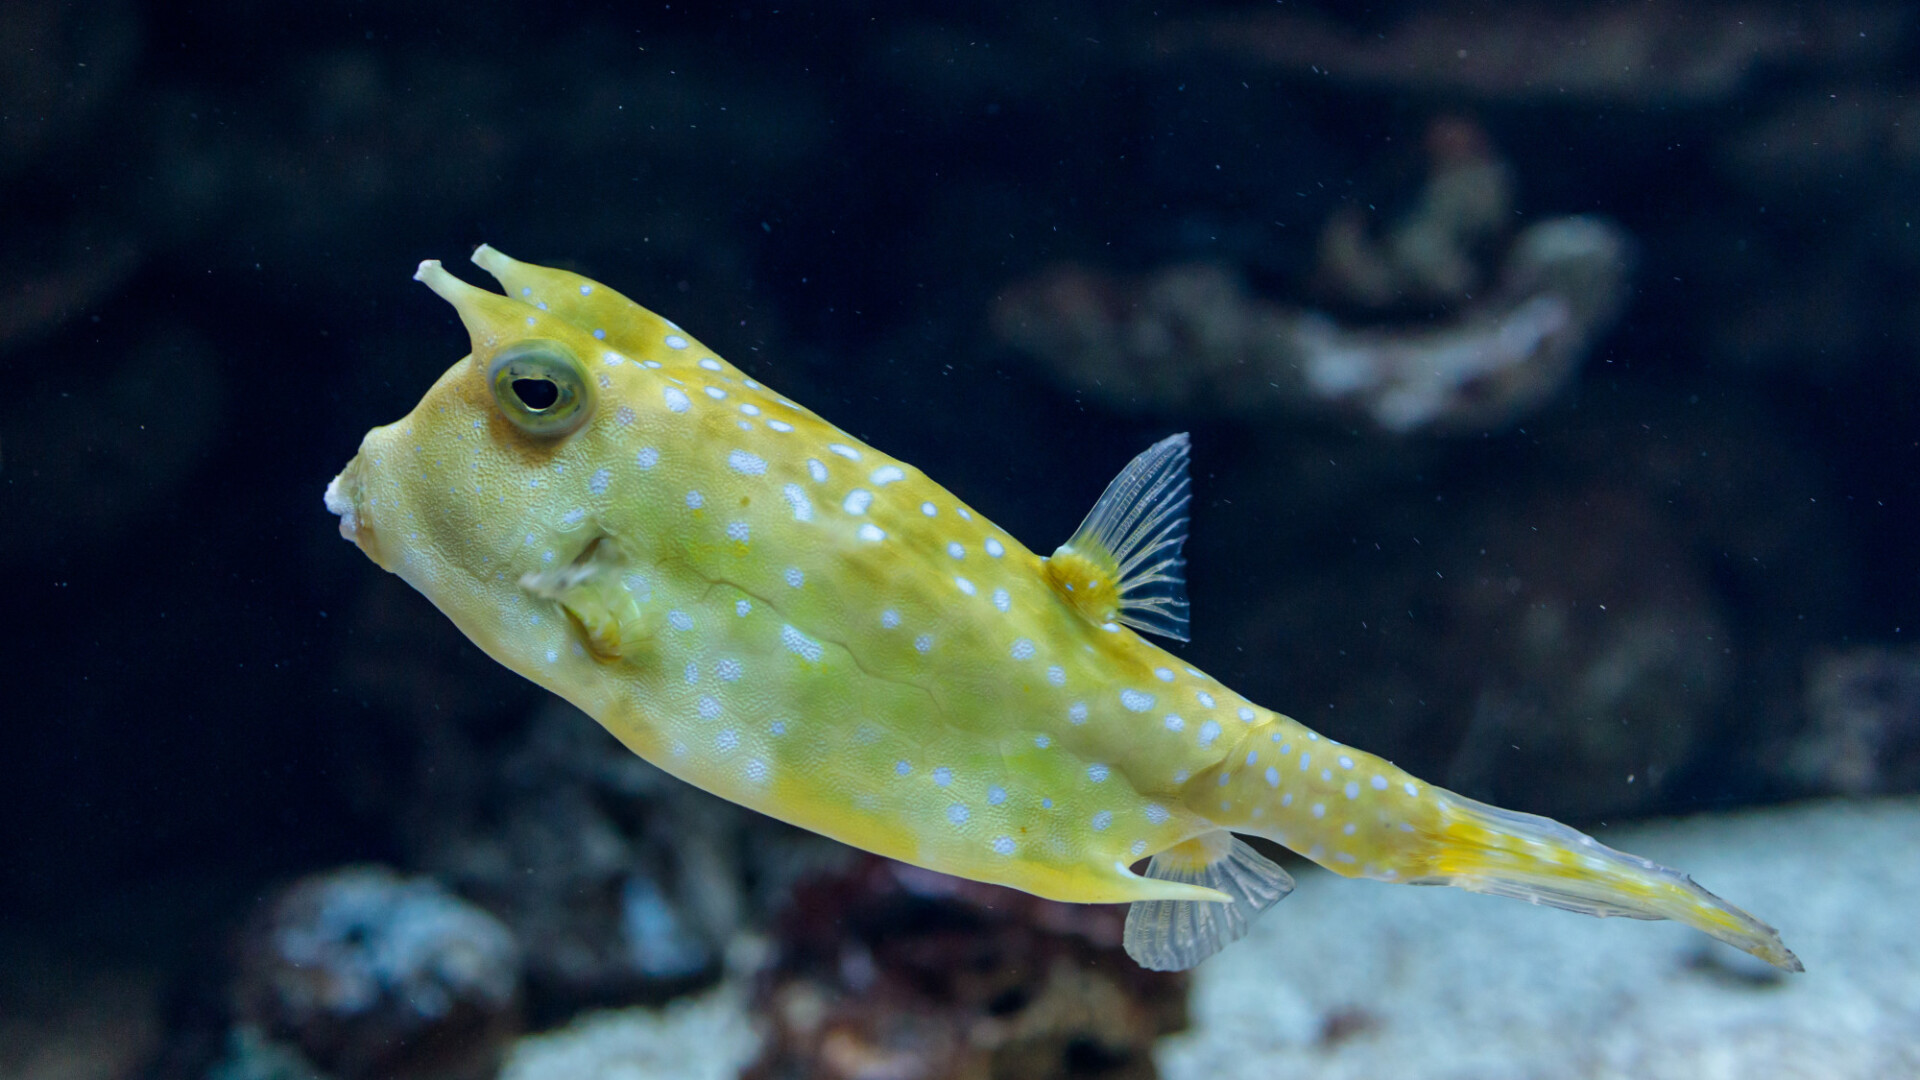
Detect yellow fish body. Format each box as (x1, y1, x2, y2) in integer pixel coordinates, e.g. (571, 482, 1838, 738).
(326, 247, 1800, 972)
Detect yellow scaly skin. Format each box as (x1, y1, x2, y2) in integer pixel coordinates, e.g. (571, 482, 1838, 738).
(325, 247, 1800, 971)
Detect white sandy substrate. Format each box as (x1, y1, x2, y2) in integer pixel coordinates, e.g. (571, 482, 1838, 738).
(1156, 797, 1920, 1080)
(498, 981, 760, 1080)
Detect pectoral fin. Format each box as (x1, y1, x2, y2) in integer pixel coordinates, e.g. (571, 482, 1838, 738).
(520, 536, 652, 661)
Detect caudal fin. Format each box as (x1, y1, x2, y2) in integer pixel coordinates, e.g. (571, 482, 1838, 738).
(1418, 794, 1802, 972)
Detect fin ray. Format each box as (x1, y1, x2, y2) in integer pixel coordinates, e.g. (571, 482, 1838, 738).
(1064, 432, 1193, 641)
(1123, 831, 1294, 971)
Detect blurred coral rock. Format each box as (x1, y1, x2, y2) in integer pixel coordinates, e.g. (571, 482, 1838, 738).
(746, 856, 1188, 1080)
(234, 865, 521, 1080)
(1794, 645, 1920, 796)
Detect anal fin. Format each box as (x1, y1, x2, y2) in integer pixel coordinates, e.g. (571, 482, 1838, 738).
(1123, 830, 1294, 971)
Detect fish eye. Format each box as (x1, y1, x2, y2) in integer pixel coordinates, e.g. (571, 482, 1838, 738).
(488, 341, 591, 437)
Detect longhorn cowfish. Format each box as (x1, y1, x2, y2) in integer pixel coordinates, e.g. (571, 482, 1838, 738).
(324, 247, 1801, 973)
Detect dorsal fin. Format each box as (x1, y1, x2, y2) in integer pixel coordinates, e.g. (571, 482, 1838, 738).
(1045, 433, 1193, 641)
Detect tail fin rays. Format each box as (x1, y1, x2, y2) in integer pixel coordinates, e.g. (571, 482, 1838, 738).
(1423, 795, 1803, 972)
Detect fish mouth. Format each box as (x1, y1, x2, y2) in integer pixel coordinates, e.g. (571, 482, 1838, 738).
(324, 464, 386, 566)
(323, 472, 359, 541)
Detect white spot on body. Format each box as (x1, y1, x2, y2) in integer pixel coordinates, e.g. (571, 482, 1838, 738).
(663, 387, 691, 412)
(703, 386, 727, 400)
(870, 465, 904, 485)
(1196, 691, 1216, 708)
(728, 449, 768, 475)
(1154, 667, 1175, 682)
(716, 729, 739, 751)
(1067, 701, 1088, 723)
(881, 610, 901, 628)
(1311, 803, 1326, 818)
(785, 566, 805, 587)
(987, 786, 1008, 806)
(1010, 638, 1035, 660)
(932, 767, 953, 787)
(984, 537, 1005, 557)
(1372, 776, 1389, 791)
(739, 403, 761, 416)
(947, 541, 965, 559)
(1090, 811, 1113, 832)
(1404, 782, 1420, 797)
(914, 634, 933, 653)
(768, 419, 794, 432)
(954, 577, 975, 596)
(698, 357, 723, 371)
(636, 447, 660, 469)
(1197, 720, 1221, 748)
(1339, 755, 1355, 770)
(858, 524, 886, 542)
(896, 760, 912, 776)
(745, 759, 769, 784)
(686, 490, 704, 509)
(842, 489, 872, 515)
(1266, 767, 1281, 788)
(992, 836, 1016, 855)
(1145, 804, 1170, 824)
(1047, 665, 1065, 686)
(829, 443, 862, 461)
(698, 696, 721, 720)
(947, 804, 970, 824)
(993, 589, 1011, 612)
(1345, 781, 1360, 799)
(665, 334, 690, 349)
(781, 624, 824, 662)
(589, 469, 611, 495)
(921, 502, 937, 516)
(1088, 764, 1110, 783)
(668, 610, 693, 631)
(782, 484, 814, 521)
(726, 521, 750, 542)
(807, 459, 829, 483)
(1164, 714, 1185, 732)
(1238, 706, 1257, 723)
(717, 659, 743, 681)
(1120, 689, 1154, 712)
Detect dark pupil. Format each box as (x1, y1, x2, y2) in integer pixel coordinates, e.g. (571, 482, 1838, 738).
(512, 377, 560, 411)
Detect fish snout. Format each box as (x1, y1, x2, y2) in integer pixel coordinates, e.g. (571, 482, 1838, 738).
(324, 459, 386, 566)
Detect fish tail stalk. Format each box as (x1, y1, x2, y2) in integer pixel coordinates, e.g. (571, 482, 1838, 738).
(1412, 792, 1803, 971)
